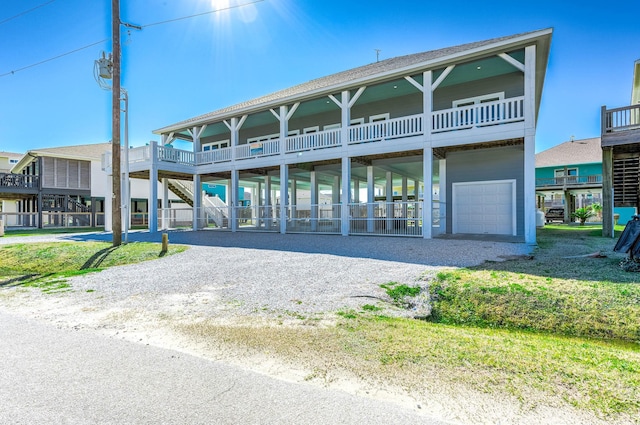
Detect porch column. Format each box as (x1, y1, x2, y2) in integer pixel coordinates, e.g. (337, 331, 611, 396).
(367, 166, 375, 233)
(332, 176, 340, 230)
(602, 146, 614, 237)
(192, 174, 201, 231)
(353, 179, 360, 203)
(523, 44, 537, 244)
(255, 182, 262, 226)
(231, 170, 239, 232)
(148, 151, 158, 233)
(310, 171, 318, 232)
(422, 148, 433, 239)
(385, 171, 393, 230)
(162, 178, 169, 230)
(264, 175, 272, 230)
(280, 164, 288, 234)
(341, 157, 351, 236)
(291, 179, 297, 222)
(401, 176, 408, 219)
(438, 159, 447, 235)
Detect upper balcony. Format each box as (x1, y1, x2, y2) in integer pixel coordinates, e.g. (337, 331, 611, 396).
(601, 104, 640, 148)
(0, 172, 39, 196)
(110, 96, 525, 173)
(535, 174, 602, 191)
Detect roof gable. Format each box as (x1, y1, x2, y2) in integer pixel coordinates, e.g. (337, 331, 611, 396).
(535, 138, 602, 168)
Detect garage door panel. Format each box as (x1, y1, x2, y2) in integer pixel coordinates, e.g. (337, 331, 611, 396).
(453, 180, 515, 236)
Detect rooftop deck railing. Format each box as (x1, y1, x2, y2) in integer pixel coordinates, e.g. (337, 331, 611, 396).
(535, 175, 602, 187)
(0, 173, 39, 189)
(602, 104, 640, 134)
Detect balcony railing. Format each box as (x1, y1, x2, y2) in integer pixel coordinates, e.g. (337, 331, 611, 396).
(349, 114, 423, 144)
(602, 104, 640, 134)
(112, 96, 526, 170)
(535, 175, 602, 187)
(432, 96, 524, 133)
(0, 173, 39, 189)
(286, 129, 341, 152)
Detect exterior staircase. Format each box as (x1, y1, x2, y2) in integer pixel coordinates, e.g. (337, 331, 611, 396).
(166, 179, 230, 228)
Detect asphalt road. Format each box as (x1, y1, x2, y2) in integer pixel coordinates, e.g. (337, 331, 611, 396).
(0, 311, 446, 425)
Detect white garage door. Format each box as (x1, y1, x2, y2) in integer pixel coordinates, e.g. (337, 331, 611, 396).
(452, 180, 516, 235)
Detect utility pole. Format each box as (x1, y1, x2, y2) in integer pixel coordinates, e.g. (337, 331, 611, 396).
(111, 0, 122, 246)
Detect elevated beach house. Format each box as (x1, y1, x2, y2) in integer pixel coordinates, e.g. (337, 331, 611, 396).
(113, 29, 552, 243)
(601, 59, 640, 237)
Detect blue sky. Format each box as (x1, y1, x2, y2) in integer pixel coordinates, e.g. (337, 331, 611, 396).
(0, 0, 638, 154)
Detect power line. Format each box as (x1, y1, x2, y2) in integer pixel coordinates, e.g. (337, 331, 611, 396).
(0, 0, 266, 78)
(141, 0, 264, 28)
(0, 0, 57, 26)
(0, 39, 108, 78)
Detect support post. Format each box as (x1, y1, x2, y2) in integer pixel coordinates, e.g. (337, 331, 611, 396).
(602, 147, 614, 237)
(192, 174, 201, 231)
(423, 148, 433, 238)
(367, 166, 374, 233)
(523, 44, 537, 244)
(148, 144, 158, 233)
(341, 157, 351, 236)
(280, 164, 288, 234)
(310, 171, 318, 232)
(230, 170, 239, 232)
(162, 178, 169, 230)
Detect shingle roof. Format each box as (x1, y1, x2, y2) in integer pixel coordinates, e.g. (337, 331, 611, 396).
(535, 137, 602, 167)
(155, 28, 552, 133)
(30, 142, 112, 160)
(11, 142, 112, 173)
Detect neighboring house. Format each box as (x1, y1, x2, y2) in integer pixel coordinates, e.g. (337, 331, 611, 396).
(601, 59, 640, 236)
(0, 142, 181, 229)
(0, 151, 24, 215)
(535, 137, 635, 224)
(105, 29, 552, 243)
(0, 151, 22, 173)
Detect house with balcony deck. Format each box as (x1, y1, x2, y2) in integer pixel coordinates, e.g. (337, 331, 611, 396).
(0, 142, 181, 229)
(602, 59, 640, 237)
(535, 137, 635, 225)
(115, 29, 552, 243)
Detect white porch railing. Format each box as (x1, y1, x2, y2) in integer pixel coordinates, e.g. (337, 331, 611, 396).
(236, 139, 280, 160)
(285, 129, 342, 152)
(432, 96, 525, 133)
(157, 146, 195, 165)
(348, 114, 423, 144)
(349, 202, 422, 236)
(129, 145, 151, 163)
(196, 147, 232, 165)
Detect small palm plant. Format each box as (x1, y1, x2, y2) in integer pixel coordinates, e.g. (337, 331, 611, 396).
(572, 207, 595, 225)
(590, 202, 603, 219)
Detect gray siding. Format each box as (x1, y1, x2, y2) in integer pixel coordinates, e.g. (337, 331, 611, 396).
(445, 144, 524, 235)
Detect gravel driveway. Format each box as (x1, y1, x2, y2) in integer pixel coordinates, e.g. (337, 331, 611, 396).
(1, 230, 532, 320)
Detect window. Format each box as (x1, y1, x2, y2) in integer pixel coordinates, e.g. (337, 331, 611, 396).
(452, 92, 504, 108)
(555, 168, 578, 184)
(369, 113, 390, 122)
(303, 126, 319, 134)
(203, 140, 229, 151)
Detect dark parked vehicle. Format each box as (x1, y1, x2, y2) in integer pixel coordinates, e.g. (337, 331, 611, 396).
(545, 207, 565, 223)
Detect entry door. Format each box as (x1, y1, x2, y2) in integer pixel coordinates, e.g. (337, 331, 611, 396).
(452, 180, 516, 235)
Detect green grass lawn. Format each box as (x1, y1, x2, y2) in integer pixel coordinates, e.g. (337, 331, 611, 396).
(0, 241, 187, 291)
(178, 225, 640, 420)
